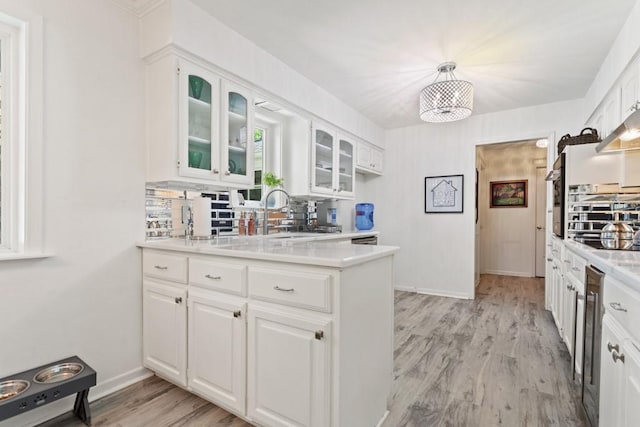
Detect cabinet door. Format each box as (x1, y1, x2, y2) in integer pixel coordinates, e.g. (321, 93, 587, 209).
(248, 306, 331, 427)
(620, 65, 639, 122)
(222, 81, 254, 185)
(603, 90, 621, 137)
(551, 260, 562, 330)
(600, 315, 625, 427)
(179, 60, 220, 180)
(188, 288, 246, 414)
(622, 340, 640, 427)
(336, 135, 355, 197)
(311, 123, 337, 196)
(370, 147, 383, 173)
(563, 278, 577, 353)
(356, 141, 372, 170)
(143, 280, 187, 387)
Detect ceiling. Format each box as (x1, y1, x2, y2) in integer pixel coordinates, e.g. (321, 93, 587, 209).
(191, 0, 637, 129)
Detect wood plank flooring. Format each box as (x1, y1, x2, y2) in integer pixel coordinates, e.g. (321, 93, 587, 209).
(38, 274, 586, 427)
(384, 274, 587, 427)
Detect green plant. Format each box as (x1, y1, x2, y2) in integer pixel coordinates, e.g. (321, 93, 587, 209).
(263, 172, 284, 187)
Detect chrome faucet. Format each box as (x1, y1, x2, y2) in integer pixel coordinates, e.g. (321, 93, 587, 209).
(263, 188, 290, 235)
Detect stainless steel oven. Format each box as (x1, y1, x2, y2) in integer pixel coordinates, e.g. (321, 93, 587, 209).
(552, 153, 566, 238)
(582, 264, 604, 427)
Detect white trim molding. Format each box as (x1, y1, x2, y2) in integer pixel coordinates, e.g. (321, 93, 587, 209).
(110, 0, 165, 17)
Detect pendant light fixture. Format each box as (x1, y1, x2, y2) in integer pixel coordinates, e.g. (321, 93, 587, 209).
(420, 62, 473, 123)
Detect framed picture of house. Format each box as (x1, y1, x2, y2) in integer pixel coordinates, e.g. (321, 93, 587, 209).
(490, 180, 528, 208)
(425, 174, 464, 213)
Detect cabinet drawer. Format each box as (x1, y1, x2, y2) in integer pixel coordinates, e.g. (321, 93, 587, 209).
(143, 251, 188, 283)
(248, 267, 332, 312)
(604, 276, 640, 342)
(189, 258, 247, 296)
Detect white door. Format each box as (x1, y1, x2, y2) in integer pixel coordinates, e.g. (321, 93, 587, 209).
(143, 280, 187, 387)
(535, 167, 546, 277)
(600, 315, 625, 427)
(622, 340, 640, 426)
(248, 306, 331, 427)
(188, 288, 246, 414)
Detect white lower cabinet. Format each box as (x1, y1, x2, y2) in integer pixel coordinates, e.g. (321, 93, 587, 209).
(247, 306, 331, 427)
(142, 279, 188, 387)
(622, 340, 640, 426)
(600, 315, 625, 426)
(187, 287, 246, 414)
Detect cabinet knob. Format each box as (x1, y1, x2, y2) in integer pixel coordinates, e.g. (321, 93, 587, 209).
(225, 170, 231, 176)
(607, 342, 620, 353)
(233, 310, 241, 318)
(213, 169, 220, 174)
(547, 258, 552, 262)
(612, 350, 625, 364)
(609, 302, 628, 312)
(315, 330, 324, 340)
(174, 297, 182, 304)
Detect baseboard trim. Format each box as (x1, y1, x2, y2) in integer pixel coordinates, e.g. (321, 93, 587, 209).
(375, 410, 390, 427)
(394, 285, 473, 299)
(89, 366, 153, 401)
(483, 269, 532, 278)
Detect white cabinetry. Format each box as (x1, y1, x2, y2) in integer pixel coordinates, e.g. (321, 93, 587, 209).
(187, 287, 246, 414)
(310, 122, 355, 199)
(142, 280, 187, 387)
(564, 144, 620, 187)
(356, 141, 384, 175)
(247, 306, 330, 427)
(599, 275, 640, 427)
(142, 251, 189, 386)
(146, 54, 254, 190)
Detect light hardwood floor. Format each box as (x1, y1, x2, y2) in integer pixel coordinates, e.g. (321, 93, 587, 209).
(39, 274, 586, 427)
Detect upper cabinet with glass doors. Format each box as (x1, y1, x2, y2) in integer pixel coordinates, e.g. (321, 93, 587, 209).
(145, 55, 254, 190)
(310, 122, 355, 198)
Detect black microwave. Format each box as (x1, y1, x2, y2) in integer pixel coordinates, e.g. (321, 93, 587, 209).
(552, 153, 566, 238)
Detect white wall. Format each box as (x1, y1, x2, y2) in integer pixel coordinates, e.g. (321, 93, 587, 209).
(477, 142, 546, 277)
(0, 1, 146, 425)
(375, 99, 583, 298)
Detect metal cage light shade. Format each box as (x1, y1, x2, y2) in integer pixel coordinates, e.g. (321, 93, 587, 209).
(420, 62, 473, 123)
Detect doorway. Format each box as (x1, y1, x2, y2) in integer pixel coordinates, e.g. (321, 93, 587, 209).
(475, 140, 548, 278)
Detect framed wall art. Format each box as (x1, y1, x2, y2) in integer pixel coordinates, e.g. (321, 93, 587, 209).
(425, 174, 464, 213)
(490, 180, 528, 208)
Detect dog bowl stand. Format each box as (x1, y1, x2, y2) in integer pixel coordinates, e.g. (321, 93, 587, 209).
(0, 356, 96, 426)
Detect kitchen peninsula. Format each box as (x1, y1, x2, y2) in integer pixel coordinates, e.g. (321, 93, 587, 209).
(137, 235, 398, 427)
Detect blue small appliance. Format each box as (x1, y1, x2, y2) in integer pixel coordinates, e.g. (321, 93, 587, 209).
(355, 203, 374, 230)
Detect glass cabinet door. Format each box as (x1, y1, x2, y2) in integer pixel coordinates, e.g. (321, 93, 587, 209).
(180, 61, 220, 179)
(337, 137, 355, 196)
(312, 125, 335, 194)
(222, 81, 253, 185)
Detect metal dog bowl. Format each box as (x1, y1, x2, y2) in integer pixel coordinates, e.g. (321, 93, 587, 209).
(33, 363, 84, 384)
(0, 380, 30, 401)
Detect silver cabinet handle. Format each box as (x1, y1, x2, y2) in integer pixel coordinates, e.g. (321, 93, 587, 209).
(610, 302, 628, 312)
(233, 310, 241, 318)
(225, 170, 231, 176)
(536, 226, 542, 230)
(315, 330, 324, 340)
(564, 260, 571, 264)
(154, 265, 168, 270)
(174, 297, 182, 304)
(612, 350, 625, 364)
(566, 284, 572, 290)
(607, 342, 619, 353)
(274, 286, 294, 292)
(547, 258, 553, 262)
(205, 274, 222, 280)
(213, 169, 220, 174)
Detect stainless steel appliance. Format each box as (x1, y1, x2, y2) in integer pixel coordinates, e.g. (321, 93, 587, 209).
(582, 265, 605, 426)
(552, 153, 566, 238)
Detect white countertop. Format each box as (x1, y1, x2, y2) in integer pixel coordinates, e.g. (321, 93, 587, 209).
(564, 239, 640, 287)
(137, 231, 397, 268)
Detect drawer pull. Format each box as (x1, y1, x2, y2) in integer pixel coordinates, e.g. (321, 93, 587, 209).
(612, 350, 625, 364)
(315, 330, 324, 340)
(564, 260, 571, 264)
(610, 302, 628, 312)
(233, 310, 241, 318)
(607, 342, 619, 353)
(572, 267, 580, 272)
(154, 265, 168, 270)
(547, 258, 552, 262)
(274, 286, 295, 293)
(205, 274, 222, 280)
(174, 297, 182, 304)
